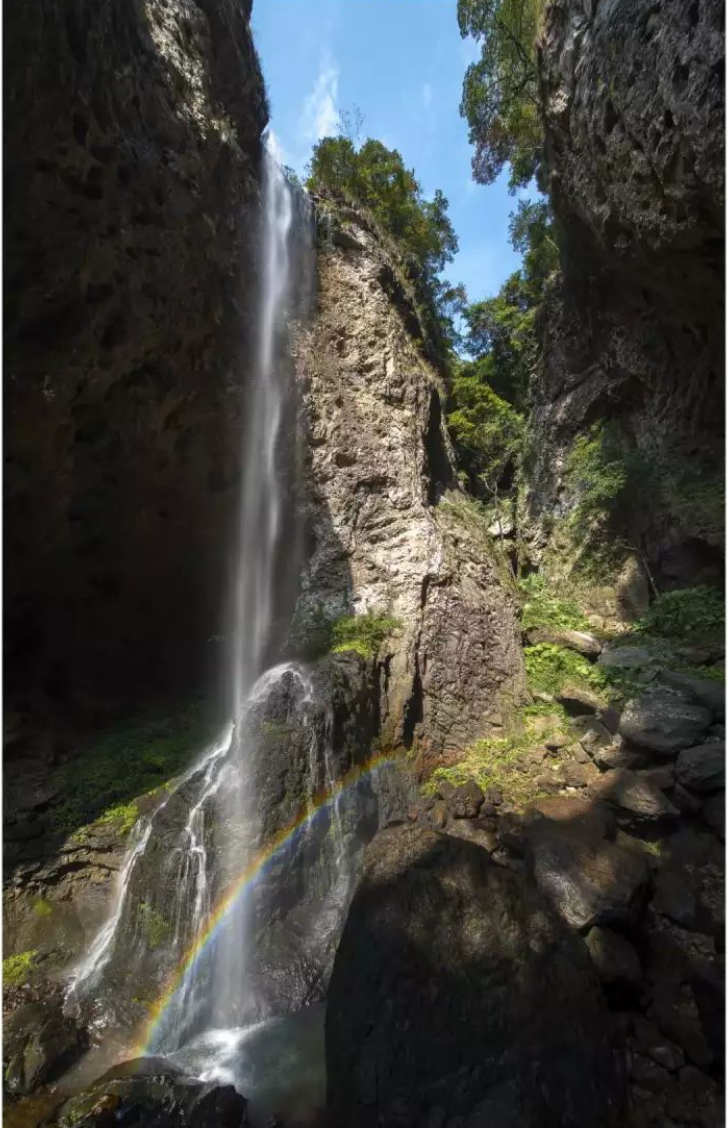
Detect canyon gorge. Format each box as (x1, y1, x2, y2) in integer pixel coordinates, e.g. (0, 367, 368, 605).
(2, 1, 725, 1127)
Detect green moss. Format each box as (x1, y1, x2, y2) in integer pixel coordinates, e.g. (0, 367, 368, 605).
(674, 664, 725, 684)
(138, 902, 171, 950)
(330, 614, 401, 659)
(3, 949, 38, 987)
(635, 586, 724, 644)
(96, 800, 140, 837)
(518, 574, 589, 632)
(52, 706, 209, 836)
(31, 898, 53, 919)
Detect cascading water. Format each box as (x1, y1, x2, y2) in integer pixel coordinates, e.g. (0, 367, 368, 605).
(63, 139, 404, 1122)
(63, 140, 359, 1096)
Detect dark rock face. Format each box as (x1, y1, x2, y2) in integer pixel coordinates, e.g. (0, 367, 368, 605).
(3, 991, 88, 1097)
(326, 823, 625, 1128)
(4, 0, 267, 718)
(528, 0, 724, 584)
(619, 695, 712, 756)
(56, 1062, 249, 1127)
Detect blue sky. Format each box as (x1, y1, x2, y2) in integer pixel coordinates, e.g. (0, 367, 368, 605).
(252, 0, 531, 304)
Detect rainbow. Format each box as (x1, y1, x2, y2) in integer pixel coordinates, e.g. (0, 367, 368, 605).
(135, 750, 396, 1054)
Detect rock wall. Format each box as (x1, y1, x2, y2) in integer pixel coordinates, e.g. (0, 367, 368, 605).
(4, 0, 267, 722)
(292, 209, 528, 771)
(526, 0, 724, 586)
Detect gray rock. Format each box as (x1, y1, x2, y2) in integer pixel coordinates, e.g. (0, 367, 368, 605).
(526, 796, 614, 841)
(558, 684, 604, 716)
(592, 740, 647, 772)
(631, 1016, 685, 1073)
(589, 769, 678, 823)
(659, 671, 725, 721)
(572, 717, 613, 753)
(526, 816, 649, 931)
(701, 792, 724, 839)
(619, 695, 712, 757)
(675, 742, 725, 793)
(3, 995, 88, 1097)
(598, 647, 653, 670)
(326, 824, 625, 1128)
(648, 981, 713, 1071)
(525, 627, 602, 659)
(652, 869, 699, 930)
(585, 926, 642, 987)
(446, 779, 485, 819)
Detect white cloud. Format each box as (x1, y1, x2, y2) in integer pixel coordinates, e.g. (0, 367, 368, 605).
(422, 82, 433, 107)
(301, 55, 340, 142)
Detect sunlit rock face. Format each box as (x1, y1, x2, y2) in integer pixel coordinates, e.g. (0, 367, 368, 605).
(4, 0, 267, 720)
(525, 0, 724, 587)
(292, 207, 528, 773)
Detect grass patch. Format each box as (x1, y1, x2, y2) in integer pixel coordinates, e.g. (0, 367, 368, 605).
(52, 706, 209, 836)
(330, 614, 401, 659)
(524, 643, 605, 697)
(3, 950, 38, 988)
(518, 574, 589, 632)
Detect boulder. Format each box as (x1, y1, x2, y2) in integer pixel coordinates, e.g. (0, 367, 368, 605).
(585, 926, 642, 987)
(701, 792, 724, 839)
(659, 671, 725, 721)
(326, 824, 625, 1128)
(630, 1016, 685, 1073)
(56, 1063, 249, 1128)
(558, 684, 604, 716)
(525, 627, 602, 659)
(525, 816, 649, 931)
(526, 796, 614, 840)
(3, 995, 88, 1097)
(589, 769, 678, 823)
(619, 695, 711, 756)
(446, 779, 485, 819)
(572, 717, 613, 752)
(675, 742, 725, 793)
(651, 869, 699, 930)
(592, 740, 647, 772)
(598, 646, 653, 670)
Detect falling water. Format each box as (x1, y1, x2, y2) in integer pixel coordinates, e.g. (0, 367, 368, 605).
(63, 140, 396, 1120)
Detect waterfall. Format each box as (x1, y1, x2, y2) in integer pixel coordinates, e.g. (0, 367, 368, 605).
(64, 142, 396, 1112)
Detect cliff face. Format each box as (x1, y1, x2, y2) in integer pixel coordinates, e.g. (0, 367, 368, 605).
(4, 0, 267, 722)
(292, 211, 527, 772)
(527, 0, 724, 587)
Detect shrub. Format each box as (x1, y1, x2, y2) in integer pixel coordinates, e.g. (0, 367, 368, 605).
(636, 586, 725, 643)
(3, 950, 38, 988)
(331, 614, 401, 659)
(518, 574, 588, 632)
(524, 643, 605, 697)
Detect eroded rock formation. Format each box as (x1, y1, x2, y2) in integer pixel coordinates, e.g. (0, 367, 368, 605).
(527, 0, 724, 586)
(292, 209, 527, 770)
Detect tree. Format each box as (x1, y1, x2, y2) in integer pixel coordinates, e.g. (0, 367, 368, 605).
(307, 135, 462, 358)
(457, 0, 545, 190)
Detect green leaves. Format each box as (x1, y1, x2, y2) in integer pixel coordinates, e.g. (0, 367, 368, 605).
(447, 371, 524, 492)
(458, 0, 545, 189)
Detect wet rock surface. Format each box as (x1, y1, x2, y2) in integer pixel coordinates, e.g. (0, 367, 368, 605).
(3, 989, 88, 1098)
(55, 1062, 249, 1128)
(326, 823, 624, 1128)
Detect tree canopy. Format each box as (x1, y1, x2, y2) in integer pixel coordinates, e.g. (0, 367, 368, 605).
(458, 0, 545, 190)
(307, 135, 462, 358)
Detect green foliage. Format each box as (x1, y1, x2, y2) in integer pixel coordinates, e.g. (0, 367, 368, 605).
(458, 0, 545, 189)
(52, 707, 208, 835)
(518, 574, 589, 632)
(138, 902, 171, 950)
(674, 664, 726, 684)
(307, 135, 460, 357)
(96, 801, 140, 837)
(461, 274, 536, 410)
(3, 950, 38, 988)
(447, 370, 524, 492)
(331, 614, 401, 659)
(563, 423, 652, 574)
(636, 586, 725, 644)
(524, 643, 606, 697)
